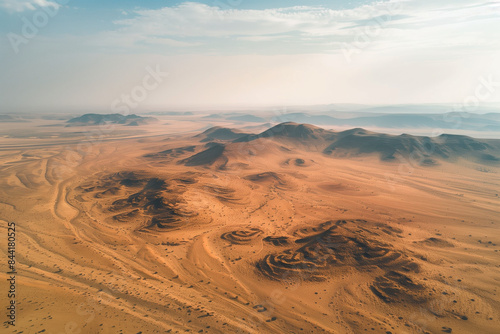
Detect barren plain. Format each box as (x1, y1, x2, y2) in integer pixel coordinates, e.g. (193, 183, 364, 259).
(1, 116, 499, 334)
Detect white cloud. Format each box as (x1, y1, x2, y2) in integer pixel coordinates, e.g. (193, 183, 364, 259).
(237, 35, 291, 42)
(113, 2, 401, 38)
(108, 0, 499, 53)
(0, 0, 59, 12)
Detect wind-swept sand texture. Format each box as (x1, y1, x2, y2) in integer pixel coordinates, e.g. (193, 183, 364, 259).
(0, 120, 499, 333)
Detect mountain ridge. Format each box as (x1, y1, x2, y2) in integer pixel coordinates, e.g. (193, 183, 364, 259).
(66, 113, 158, 126)
(145, 123, 500, 167)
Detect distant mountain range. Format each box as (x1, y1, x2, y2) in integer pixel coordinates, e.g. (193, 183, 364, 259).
(147, 123, 500, 167)
(66, 113, 158, 126)
(203, 112, 500, 132)
(0, 114, 28, 122)
(146, 111, 194, 116)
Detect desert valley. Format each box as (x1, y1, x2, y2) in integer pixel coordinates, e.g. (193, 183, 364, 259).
(1, 113, 499, 333)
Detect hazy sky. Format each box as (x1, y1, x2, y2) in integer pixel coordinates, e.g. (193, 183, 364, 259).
(1, 0, 500, 112)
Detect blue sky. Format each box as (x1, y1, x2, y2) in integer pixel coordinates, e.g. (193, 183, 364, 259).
(0, 1, 372, 38)
(1, 0, 499, 111)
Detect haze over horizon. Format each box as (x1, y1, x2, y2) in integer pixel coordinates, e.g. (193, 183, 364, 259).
(1, 0, 500, 112)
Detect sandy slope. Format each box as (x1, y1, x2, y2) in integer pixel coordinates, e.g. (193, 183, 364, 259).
(1, 120, 499, 334)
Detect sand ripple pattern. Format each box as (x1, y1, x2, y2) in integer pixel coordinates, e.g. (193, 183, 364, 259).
(257, 220, 420, 285)
(77, 171, 197, 231)
(243, 172, 291, 190)
(220, 228, 264, 244)
(370, 270, 426, 303)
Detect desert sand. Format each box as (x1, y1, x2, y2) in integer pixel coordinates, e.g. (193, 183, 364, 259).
(1, 116, 499, 334)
